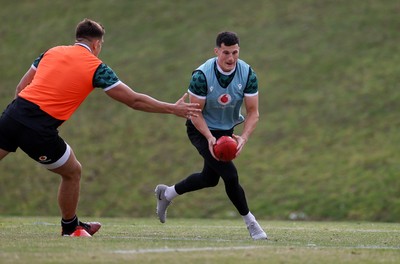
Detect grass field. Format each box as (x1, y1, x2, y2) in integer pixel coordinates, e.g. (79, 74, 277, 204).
(0, 217, 399, 264)
(1, 0, 399, 222)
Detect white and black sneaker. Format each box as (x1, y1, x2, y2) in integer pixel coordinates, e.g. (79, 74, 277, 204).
(247, 221, 268, 240)
(155, 184, 171, 223)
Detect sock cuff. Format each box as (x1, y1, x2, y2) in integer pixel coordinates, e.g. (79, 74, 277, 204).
(242, 212, 256, 225)
(165, 185, 179, 201)
(61, 215, 78, 225)
(61, 215, 79, 235)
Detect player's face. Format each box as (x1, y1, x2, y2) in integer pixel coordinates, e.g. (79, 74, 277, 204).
(214, 43, 240, 72)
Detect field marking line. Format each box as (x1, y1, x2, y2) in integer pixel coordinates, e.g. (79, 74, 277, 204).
(113, 246, 264, 254)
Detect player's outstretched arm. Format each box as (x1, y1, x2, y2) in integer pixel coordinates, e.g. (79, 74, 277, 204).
(105, 83, 200, 118)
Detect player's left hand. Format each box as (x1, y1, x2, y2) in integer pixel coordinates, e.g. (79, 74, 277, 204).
(174, 93, 201, 119)
(232, 134, 246, 156)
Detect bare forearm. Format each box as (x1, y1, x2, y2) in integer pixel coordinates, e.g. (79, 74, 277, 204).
(191, 113, 218, 159)
(127, 92, 174, 114)
(241, 111, 259, 142)
(191, 115, 213, 140)
(106, 84, 199, 118)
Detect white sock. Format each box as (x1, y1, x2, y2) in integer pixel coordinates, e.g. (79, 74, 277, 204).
(242, 212, 256, 226)
(164, 185, 179, 201)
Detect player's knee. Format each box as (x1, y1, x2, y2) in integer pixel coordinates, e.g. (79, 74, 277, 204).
(64, 168, 81, 182)
(73, 161, 82, 177)
(56, 160, 82, 181)
(70, 161, 82, 180)
(208, 181, 219, 188)
(205, 177, 219, 187)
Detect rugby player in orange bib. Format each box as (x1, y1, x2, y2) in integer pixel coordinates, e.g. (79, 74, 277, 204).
(0, 18, 200, 237)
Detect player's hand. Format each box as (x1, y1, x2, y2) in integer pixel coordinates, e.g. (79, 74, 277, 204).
(232, 134, 246, 156)
(207, 136, 218, 160)
(174, 93, 201, 118)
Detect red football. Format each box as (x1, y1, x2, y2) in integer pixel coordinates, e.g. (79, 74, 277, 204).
(213, 136, 238, 162)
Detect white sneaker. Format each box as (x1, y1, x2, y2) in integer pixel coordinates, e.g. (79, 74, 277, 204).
(247, 221, 268, 240)
(155, 184, 171, 223)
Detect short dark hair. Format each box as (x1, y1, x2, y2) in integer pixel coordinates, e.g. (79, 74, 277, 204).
(75, 18, 105, 40)
(216, 31, 239, 47)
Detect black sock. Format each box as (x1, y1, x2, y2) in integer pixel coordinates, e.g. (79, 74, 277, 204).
(61, 215, 79, 235)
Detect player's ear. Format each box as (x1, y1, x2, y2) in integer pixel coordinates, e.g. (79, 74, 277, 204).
(94, 39, 100, 49)
(214, 47, 219, 55)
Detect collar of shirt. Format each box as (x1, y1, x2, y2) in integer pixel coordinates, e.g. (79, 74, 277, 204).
(75, 43, 92, 53)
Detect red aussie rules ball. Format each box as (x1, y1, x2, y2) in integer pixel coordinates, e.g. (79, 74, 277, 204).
(213, 136, 238, 162)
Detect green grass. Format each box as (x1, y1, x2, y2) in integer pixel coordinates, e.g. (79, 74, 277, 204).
(0, 217, 399, 264)
(1, 0, 400, 221)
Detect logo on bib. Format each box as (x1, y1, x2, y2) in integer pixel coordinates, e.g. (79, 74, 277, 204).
(218, 94, 232, 105)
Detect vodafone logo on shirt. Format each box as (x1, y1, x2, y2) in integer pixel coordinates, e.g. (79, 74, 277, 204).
(218, 94, 232, 105)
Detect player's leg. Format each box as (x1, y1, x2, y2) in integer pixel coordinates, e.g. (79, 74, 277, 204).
(174, 160, 220, 194)
(173, 122, 222, 194)
(216, 162, 267, 240)
(45, 145, 101, 237)
(155, 160, 220, 223)
(212, 161, 267, 239)
(171, 128, 243, 211)
(184, 127, 267, 239)
(19, 131, 81, 222)
(19, 129, 101, 237)
(49, 146, 82, 221)
(155, 123, 221, 223)
(47, 147, 100, 237)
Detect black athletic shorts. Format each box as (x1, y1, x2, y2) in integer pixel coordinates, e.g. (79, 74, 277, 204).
(0, 98, 70, 169)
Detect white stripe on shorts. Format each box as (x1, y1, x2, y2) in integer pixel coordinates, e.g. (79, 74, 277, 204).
(41, 144, 71, 170)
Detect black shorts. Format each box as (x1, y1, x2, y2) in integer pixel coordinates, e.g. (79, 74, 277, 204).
(0, 111, 70, 169)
